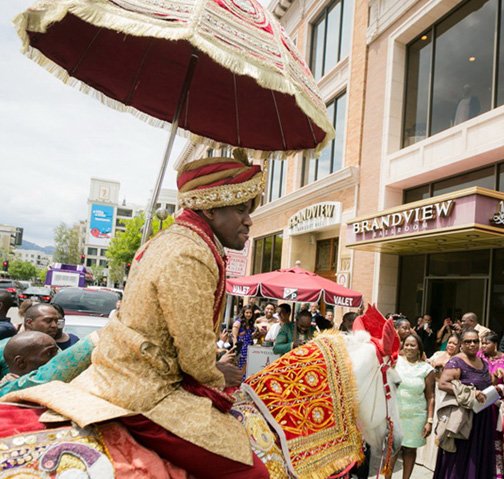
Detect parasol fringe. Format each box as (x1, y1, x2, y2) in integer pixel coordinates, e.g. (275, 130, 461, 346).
(13, 0, 334, 159)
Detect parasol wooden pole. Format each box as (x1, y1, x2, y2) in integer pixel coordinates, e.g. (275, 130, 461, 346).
(141, 52, 199, 245)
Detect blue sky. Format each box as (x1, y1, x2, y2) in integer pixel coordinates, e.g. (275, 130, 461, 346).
(0, 1, 183, 246)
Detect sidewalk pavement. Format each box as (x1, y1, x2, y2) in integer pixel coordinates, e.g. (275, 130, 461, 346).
(368, 453, 434, 479)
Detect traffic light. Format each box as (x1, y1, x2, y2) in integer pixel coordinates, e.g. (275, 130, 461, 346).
(2, 261, 8, 272)
(125, 262, 131, 275)
(80, 254, 85, 264)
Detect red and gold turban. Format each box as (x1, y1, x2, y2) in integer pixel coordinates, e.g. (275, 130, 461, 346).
(177, 151, 265, 211)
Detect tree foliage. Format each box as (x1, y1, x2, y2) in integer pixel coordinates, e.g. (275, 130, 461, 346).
(106, 213, 174, 267)
(90, 264, 105, 285)
(36, 267, 47, 284)
(8, 260, 38, 280)
(53, 223, 81, 264)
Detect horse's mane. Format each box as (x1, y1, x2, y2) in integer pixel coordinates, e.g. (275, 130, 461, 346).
(317, 328, 371, 347)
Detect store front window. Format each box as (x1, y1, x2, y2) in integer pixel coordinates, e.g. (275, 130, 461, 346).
(253, 233, 283, 274)
(302, 93, 347, 185)
(403, 0, 500, 147)
(310, 0, 354, 81)
(404, 163, 502, 203)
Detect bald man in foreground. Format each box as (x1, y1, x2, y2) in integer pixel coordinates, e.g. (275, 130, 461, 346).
(3, 331, 58, 379)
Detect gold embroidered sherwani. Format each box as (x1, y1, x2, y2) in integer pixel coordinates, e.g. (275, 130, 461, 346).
(2, 224, 253, 465)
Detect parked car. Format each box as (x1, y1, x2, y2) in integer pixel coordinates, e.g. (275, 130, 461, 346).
(51, 287, 119, 317)
(63, 315, 109, 338)
(0, 279, 24, 305)
(17, 286, 53, 304)
(86, 286, 124, 300)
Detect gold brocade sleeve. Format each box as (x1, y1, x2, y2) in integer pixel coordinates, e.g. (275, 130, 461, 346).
(157, 242, 225, 389)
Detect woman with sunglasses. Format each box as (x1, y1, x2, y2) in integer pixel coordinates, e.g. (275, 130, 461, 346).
(434, 329, 496, 479)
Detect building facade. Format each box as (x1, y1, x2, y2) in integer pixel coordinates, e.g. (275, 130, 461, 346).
(84, 178, 144, 283)
(14, 249, 53, 268)
(346, 0, 504, 333)
(0, 224, 22, 255)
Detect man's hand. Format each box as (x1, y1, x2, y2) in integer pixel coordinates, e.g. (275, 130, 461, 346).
(216, 362, 243, 387)
(218, 348, 236, 364)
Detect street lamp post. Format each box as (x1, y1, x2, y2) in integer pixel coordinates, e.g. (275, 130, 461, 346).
(155, 208, 169, 231)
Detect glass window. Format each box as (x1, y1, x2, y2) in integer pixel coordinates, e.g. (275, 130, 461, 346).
(432, 166, 495, 196)
(267, 159, 286, 203)
(273, 235, 283, 270)
(490, 248, 504, 333)
(428, 250, 490, 276)
(499, 0, 504, 106)
(117, 208, 132, 217)
(404, 164, 500, 202)
(100, 249, 108, 256)
(404, 185, 430, 203)
(99, 259, 108, 267)
(253, 239, 264, 274)
(315, 238, 339, 276)
(431, 0, 495, 136)
(333, 93, 347, 172)
(403, 0, 499, 145)
(253, 233, 283, 273)
(302, 93, 347, 185)
(403, 34, 432, 147)
(324, 2, 342, 74)
(262, 236, 273, 273)
(312, 16, 325, 81)
(86, 258, 97, 267)
(87, 247, 98, 256)
(310, 0, 353, 81)
(339, 0, 354, 60)
(498, 164, 504, 191)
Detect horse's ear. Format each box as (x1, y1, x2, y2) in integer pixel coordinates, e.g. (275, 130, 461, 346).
(382, 319, 400, 360)
(354, 304, 385, 339)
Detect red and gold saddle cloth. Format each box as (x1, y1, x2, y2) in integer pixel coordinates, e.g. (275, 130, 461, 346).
(243, 333, 363, 479)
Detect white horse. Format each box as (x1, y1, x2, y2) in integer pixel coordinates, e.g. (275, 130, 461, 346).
(0, 328, 401, 479)
(346, 329, 402, 455)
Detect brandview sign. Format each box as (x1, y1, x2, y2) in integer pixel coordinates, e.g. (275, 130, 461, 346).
(288, 201, 342, 235)
(352, 200, 455, 235)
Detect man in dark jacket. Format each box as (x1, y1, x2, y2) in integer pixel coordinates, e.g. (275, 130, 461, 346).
(0, 291, 17, 341)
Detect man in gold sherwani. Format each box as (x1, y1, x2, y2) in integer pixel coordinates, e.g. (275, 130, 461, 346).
(3, 153, 269, 478)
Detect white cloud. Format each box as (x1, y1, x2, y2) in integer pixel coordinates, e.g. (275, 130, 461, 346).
(0, 0, 184, 246)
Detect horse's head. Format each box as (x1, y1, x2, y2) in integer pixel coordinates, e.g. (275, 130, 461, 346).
(342, 331, 402, 453)
(342, 304, 403, 459)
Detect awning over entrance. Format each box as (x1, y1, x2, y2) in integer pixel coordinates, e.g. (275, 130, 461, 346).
(346, 187, 504, 254)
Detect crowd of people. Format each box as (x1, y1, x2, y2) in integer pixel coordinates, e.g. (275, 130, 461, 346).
(216, 300, 339, 373)
(387, 311, 504, 479)
(0, 292, 89, 394)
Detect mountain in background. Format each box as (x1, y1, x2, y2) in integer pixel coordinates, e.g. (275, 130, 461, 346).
(18, 240, 55, 255)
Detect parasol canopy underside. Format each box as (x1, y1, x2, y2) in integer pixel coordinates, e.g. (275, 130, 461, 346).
(19, 0, 334, 156)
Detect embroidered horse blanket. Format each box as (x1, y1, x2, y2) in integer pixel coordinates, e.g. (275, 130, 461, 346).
(243, 333, 363, 479)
